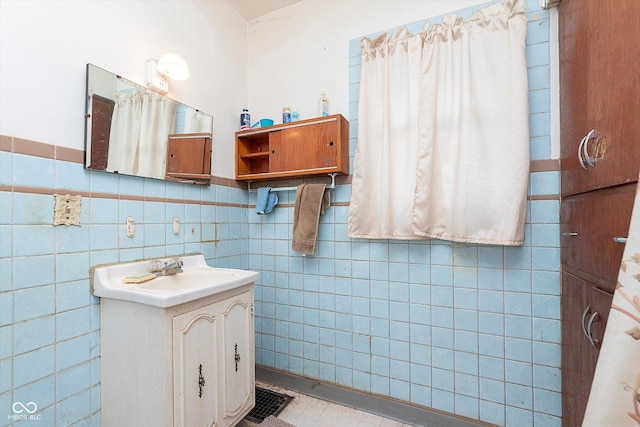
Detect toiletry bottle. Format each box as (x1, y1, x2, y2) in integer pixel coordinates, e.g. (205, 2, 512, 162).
(240, 109, 251, 130)
(318, 92, 329, 116)
(282, 106, 292, 124)
(292, 110, 300, 122)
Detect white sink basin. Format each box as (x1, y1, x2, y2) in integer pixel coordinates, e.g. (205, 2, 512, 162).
(91, 254, 258, 308)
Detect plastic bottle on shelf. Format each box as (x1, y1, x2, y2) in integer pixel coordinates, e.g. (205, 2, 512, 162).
(318, 92, 329, 117)
(282, 106, 292, 124)
(292, 111, 300, 122)
(240, 109, 250, 130)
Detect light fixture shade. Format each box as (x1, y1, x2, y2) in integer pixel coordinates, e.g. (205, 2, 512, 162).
(156, 53, 191, 80)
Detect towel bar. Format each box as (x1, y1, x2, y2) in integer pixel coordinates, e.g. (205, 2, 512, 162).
(247, 173, 337, 193)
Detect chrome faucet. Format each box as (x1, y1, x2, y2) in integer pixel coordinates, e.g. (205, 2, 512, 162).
(152, 257, 184, 276)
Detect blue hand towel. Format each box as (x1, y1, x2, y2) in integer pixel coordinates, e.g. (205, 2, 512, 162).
(256, 187, 278, 215)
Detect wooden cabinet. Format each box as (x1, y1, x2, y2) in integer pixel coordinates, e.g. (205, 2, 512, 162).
(101, 284, 255, 427)
(560, 186, 634, 427)
(559, 0, 640, 196)
(559, 1, 639, 425)
(165, 133, 212, 184)
(560, 184, 636, 292)
(561, 273, 611, 427)
(235, 114, 349, 181)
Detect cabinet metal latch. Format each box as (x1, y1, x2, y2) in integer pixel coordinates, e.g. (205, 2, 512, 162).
(234, 343, 241, 372)
(198, 364, 205, 398)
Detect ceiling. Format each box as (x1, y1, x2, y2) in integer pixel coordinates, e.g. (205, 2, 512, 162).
(227, 0, 301, 21)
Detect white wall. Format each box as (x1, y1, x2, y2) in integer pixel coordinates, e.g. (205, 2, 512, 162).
(0, 0, 247, 178)
(246, 0, 487, 122)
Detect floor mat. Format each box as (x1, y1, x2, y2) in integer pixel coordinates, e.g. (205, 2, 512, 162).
(245, 386, 294, 423)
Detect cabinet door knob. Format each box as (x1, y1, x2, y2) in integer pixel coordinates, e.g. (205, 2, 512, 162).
(581, 305, 592, 340)
(577, 129, 597, 170)
(234, 343, 241, 372)
(613, 237, 628, 244)
(586, 311, 601, 349)
(582, 129, 597, 167)
(562, 232, 578, 237)
(198, 364, 206, 398)
(578, 134, 589, 170)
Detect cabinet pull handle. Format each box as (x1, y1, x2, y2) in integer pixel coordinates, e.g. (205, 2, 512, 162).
(234, 343, 241, 372)
(613, 237, 628, 244)
(582, 129, 597, 167)
(586, 311, 601, 349)
(562, 232, 578, 237)
(581, 306, 592, 340)
(578, 134, 589, 170)
(198, 364, 205, 398)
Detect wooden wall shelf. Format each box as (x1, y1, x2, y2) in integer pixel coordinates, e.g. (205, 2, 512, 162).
(235, 114, 349, 181)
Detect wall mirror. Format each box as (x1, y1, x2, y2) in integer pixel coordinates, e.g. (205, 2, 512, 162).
(84, 64, 213, 184)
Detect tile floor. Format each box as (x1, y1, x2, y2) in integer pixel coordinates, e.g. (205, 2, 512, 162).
(238, 381, 415, 427)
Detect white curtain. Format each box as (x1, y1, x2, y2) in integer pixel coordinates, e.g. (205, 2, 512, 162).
(348, 0, 529, 245)
(137, 92, 177, 179)
(348, 29, 424, 239)
(107, 90, 177, 179)
(107, 91, 141, 176)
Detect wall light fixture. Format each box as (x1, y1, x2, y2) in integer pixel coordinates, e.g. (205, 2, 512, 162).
(145, 53, 191, 94)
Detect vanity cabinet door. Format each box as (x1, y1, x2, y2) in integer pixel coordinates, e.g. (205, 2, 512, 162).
(173, 305, 219, 427)
(221, 292, 255, 427)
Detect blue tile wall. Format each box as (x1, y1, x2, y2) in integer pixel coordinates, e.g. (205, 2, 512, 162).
(0, 151, 248, 426)
(252, 1, 561, 426)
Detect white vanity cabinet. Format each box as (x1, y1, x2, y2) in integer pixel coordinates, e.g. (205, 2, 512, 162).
(100, 283, 255, 427)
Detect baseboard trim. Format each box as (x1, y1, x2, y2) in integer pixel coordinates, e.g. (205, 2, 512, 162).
(255, 365, 495, 427)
